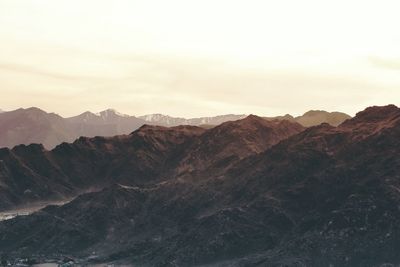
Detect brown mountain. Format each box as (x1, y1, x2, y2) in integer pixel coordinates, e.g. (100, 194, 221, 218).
(138, 114, 247, 127)
(0, 124, 205, 211)
(0, 107, 75, 149)
(0, 108, 351, 150)
(175, 115, 304, 176)
(295, 110, 351, 127)
(0, 115, 302, 211)
(0, 108, 149, 150)
(0, 105, 398, 266)
(65, 109, 147, 137)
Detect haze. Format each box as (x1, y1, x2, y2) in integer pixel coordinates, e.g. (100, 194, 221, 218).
(1, 0, 399, 117)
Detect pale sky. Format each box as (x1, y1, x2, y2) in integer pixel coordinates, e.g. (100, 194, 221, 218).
(0, 0, 399, 117)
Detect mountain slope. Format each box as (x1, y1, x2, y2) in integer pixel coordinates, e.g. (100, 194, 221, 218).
(0, 115, 302, 211)
(295, 110, 351, 127)
(66, 109, 147, 137)
(0, 125, 205, 210)
(175, 115, 304, 176)
(139, 114, 247, 127)
(0, 108, 75, 149)
(0, 105, 398, 266)
(0, 108, 351, 149)
(141, 111, 351, 128)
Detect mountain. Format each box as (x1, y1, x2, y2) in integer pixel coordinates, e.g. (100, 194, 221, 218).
(66, 109, 147, 137)
(0, 108, 148, 149)
(0, 109, 4, 113)
(294, 110, 351, 127)
(0, 124, 205, 210)
(0, 105, 398, 266)
(175, 115, 304, 177)
(138, 114, 189, 126)
(0, 115, 303, 211)
(0, 108, 350, 149)
(264, 111, 351, 127)
(141, 111, 351, 128)
(0, 107, 75, 149)
(138, 114, 247, 127)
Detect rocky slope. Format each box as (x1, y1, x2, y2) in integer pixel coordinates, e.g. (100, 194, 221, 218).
(0, 105, 397, 266)
(0, 115, 302, 211)
(175, 116, 304, 177)
(0, 124, 205, 210)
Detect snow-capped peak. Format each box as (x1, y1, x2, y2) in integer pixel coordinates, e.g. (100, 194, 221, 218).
(98, 109, 130, 118)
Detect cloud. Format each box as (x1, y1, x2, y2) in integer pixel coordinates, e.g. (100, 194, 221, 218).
(0, 63, 107, 81)
(0, 44, 399, 118)
(369, 57, 400, 70)
(68, 53, 377, 114)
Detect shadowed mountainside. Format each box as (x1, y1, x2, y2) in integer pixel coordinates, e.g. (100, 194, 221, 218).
(0, 115, 304, 211)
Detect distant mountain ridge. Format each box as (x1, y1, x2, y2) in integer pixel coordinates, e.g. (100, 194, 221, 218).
(0, 107, 351, 149)
(138, 113, 248, 127)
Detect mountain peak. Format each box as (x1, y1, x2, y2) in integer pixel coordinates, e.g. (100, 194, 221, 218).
(21, 107, 47, 114)
(98, 109, 130, 118)
(342, 105, 399, 127)
(296, 110, 351, 127)
(135, 124, 167, 132)
(357, 104, 399, 120)
(302, 110, 329, 116)
(245, 114, 261, 120)
(79, 111, 99, 117)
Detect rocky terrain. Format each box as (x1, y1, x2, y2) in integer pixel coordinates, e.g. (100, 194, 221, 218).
(0, 105, 397, 266)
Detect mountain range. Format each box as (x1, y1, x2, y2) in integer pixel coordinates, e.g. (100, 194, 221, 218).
(0, 105, 398, 266)
(0, 107, 350, 149)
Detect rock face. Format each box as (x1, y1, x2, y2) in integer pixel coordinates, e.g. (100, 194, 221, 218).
(0, 105, 397, 266)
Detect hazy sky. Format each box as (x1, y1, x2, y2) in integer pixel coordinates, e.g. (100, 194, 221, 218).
(1, 0, 399, 117)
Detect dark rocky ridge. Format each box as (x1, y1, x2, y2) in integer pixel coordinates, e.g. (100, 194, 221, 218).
(0, 105, 397, 266)
(0, 124, 206, 210)
(0, 116, 303, 211)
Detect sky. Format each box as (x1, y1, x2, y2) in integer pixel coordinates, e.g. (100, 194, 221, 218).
(0, 0, 399, 118)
